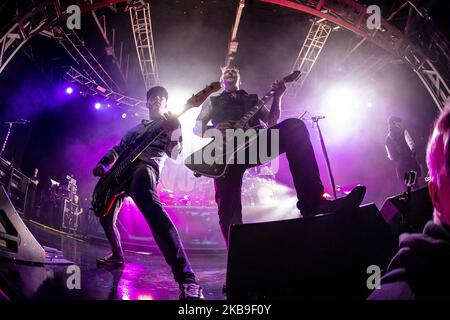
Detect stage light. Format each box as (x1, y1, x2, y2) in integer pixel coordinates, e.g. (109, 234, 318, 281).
(122, 113, 127, 118)
(65, 87, 73, 94)
(137, 294, 154, 300)
(319, 84, 362, 138)
(94, 102, 101, 110)
(107, 104, 111, 108)
(167, 89, 191, 115)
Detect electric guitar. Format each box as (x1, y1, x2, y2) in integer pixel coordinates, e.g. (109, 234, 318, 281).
(184, 71, 301, 178)
(91, 82, 221, 218)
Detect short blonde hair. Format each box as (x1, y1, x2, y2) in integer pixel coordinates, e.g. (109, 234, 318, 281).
(427, 105, 450, 185)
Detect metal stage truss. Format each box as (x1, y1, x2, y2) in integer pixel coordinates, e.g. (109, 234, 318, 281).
(286, 20, 333, 98)
(224, 0, 246, 68)
(261, 0, 450, 110)
(0, 0, 128, 75)
(55, 26, 121, 92)
(129, 2, 160, 90)
(64, 67, 147, 116)
(0, 0, 449, 113)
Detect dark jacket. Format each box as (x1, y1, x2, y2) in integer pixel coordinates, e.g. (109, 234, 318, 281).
(368, 221, 450, 300)
(210, 90, 262, 128)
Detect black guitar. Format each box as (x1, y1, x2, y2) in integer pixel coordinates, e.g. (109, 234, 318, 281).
(91, 82, 221, 218)
(184, 71, 301, 178)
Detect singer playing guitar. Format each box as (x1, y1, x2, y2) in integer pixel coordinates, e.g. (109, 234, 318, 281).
(193, 66, 367, 244)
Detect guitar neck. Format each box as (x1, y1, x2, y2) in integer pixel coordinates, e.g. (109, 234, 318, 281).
(111, 103, 193, 177)
(235, 90, 275, 128)
(109, 81, 221, 177)
(111, 119, 164, 177)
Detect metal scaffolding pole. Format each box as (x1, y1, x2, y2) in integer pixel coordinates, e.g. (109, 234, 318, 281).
(224, 0, 245, 68)
(262, 0, 450, 110)
(286, 20, 333, 98)
(56, 26, 120, 92)
(129, 3, 160, 90)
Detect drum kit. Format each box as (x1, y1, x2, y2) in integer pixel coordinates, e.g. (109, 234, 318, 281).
(242, 164, 277, 206)
(159, 164, 278, 207)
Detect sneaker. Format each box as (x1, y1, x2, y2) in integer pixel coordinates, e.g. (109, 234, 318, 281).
(302, 185, 367, 217)
(96, 255, 125, 268)
(179, 283, 205, 300)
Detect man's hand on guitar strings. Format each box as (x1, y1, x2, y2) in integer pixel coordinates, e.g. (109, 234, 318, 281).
(93, 163, 106, 177)
(272, 80, 286, 98)
(162, 112, 180, 135)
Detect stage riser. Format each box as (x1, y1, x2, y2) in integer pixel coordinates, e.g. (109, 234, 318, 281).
(227, 204, 397, 299)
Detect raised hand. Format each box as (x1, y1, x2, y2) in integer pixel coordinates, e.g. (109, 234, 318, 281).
(162, 112, 180, 135)
(272, 80, 286, 98)
(93, 163, 106, 177)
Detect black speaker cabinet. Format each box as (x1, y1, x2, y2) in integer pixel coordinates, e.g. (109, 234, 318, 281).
(226, 204, 396, 300)
(380, 187, 433, 238)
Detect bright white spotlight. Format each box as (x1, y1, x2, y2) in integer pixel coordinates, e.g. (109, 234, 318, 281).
(167, 89, 191, 115)
(65, 87, 73, 94)
(319, 84, 362, 138)
(122, 113, 127, 119)
(94, 102, 101, 110)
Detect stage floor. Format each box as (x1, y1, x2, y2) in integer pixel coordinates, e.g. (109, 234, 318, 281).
(0, 222, 227, 300)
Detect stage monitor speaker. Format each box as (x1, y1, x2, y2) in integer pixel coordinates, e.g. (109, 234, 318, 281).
(226, 203, 396, 300)
(380, 186, 433, 238)
(0, 186, 45, 264)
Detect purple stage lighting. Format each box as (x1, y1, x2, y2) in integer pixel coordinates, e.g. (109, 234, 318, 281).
(65, 87, 73, 94)
(94, 102, 101, 110)
(122, 113, 127, 119)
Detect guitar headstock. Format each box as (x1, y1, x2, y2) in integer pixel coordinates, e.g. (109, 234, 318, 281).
(185, 82, 221, 111)
(282, 70, 301, 83)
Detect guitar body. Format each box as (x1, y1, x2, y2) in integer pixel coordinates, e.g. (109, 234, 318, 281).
(91, 162, 127, 218)
(185, 139, 229, 178)
(185, 125, 260, 178)
(184, 71, 301, 179)
(90, 82, 221, 218)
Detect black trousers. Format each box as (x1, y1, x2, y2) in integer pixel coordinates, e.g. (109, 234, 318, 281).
(214, 118, 324, 244)
(99, 161, 196, 285)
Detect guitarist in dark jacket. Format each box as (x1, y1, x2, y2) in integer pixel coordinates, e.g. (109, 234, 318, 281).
(193, 67, 367, 244)
(92, 86, 204, 300)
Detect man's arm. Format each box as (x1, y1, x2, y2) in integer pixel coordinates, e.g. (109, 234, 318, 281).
(385, 136, 401, 161)
(385, 145, 394, 161)
(260, 81, 286, 127)
(193, 99, 213, 137)
(93, 131, 133, 176)
(100, 133, 131, 166)
(404, 129, 416, 153)
(267, 95, 282, 127)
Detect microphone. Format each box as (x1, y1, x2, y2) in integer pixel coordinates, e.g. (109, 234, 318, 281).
(311, 116, 325, 121)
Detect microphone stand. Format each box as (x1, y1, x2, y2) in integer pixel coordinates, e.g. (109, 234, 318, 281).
(314, 117, 337, 199)
(0, 119, 29, 158)
(307, 116, 337, 200)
